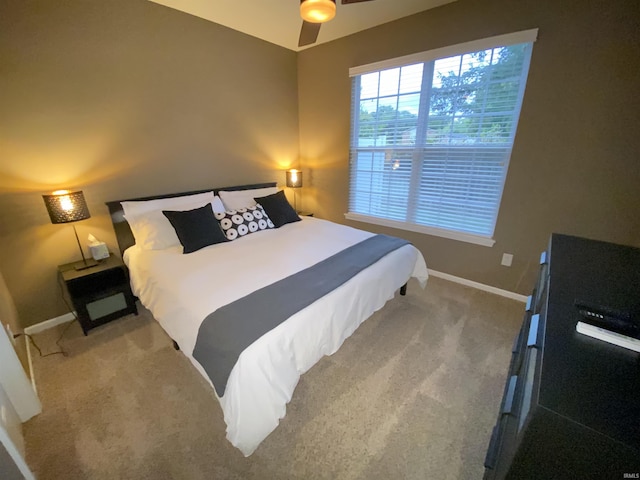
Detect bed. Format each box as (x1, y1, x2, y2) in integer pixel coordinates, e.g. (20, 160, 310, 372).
(106, 182, 428, 456)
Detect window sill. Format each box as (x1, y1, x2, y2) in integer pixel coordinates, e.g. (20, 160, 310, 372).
(344, 212, 496, 247)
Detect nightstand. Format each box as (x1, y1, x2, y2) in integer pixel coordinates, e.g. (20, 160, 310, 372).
(58, 254, 138, 335)
(297, 211, 314, 217)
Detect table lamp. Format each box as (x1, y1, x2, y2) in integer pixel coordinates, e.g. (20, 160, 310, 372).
(42, 190, 98, 270)
(286, 169, 303, 212)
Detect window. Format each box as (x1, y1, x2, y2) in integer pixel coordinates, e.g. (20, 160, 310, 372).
(346, 30, 537, 246)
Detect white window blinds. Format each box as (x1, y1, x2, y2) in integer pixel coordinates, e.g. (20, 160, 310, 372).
(347, 30, 537, 246)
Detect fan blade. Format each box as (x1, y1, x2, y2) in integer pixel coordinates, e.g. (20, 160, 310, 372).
(299, 21, 321, 47)
(341, 0, 375, 4)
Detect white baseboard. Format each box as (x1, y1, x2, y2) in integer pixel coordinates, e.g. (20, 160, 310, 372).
(24, 312, 75, 335)
(428, 269, 528, 303)
(23, 312, 75, 394)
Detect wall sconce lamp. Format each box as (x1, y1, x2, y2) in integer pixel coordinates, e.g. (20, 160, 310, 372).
(286, 169, 303, 212)
(42, 190, 98, 270)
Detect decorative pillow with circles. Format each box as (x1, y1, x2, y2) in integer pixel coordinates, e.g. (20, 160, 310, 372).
(214, 204, 275, 241)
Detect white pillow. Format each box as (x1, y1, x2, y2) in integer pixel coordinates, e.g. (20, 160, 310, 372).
(125, 198, 223, 251)
(218, 187, 278, 211)
(211, 195, 226, 214)
(121, 191, 215, 217)
(125, 210, 181, 251)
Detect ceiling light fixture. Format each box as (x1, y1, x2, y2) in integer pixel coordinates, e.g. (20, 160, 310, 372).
(300, 0, 336, 23)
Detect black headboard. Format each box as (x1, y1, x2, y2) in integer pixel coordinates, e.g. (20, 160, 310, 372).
(105, 182, 277, 257)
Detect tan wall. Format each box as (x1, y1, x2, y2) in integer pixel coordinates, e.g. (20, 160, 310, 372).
(0, 0, 299, 328)
(297, 0, 640, 294)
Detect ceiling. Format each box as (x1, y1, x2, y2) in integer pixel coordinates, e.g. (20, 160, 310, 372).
(148, 0, 456, 52)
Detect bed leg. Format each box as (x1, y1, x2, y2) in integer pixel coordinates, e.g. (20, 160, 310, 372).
(400, 283, 407, 296)
(172, 340, 180, 351)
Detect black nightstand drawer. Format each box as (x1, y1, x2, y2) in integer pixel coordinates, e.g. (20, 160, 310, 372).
(66, 267, 126, 298)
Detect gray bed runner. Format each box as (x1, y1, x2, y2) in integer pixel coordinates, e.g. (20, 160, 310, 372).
(193, 234, 410, 396)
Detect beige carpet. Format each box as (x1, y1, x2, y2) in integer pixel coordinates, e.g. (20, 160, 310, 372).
(24, 277, 522, 480)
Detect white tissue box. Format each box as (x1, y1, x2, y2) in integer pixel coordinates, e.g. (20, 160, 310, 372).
(89, 242, 109, 260)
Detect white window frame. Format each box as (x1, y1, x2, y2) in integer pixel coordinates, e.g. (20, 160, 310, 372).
(345, 29, 538, 247)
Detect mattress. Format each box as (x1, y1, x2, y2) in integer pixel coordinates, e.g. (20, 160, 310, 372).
(124, 216, 428, 455)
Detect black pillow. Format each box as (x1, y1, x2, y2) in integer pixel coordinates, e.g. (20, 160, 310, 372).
(163, 204, 228, 254)
(254, 190, 301, 228)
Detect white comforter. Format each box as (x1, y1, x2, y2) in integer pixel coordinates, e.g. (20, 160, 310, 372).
(124, 217, 428, 456)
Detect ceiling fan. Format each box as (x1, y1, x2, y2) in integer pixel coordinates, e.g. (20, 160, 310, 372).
(298, 0, 375, 47)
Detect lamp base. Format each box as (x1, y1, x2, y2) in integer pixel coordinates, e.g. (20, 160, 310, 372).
(73, 258, 99, 271)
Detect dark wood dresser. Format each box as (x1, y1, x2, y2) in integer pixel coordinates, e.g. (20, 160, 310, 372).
(484, 234, 640, 479)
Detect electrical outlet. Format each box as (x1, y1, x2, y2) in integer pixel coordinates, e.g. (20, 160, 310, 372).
(5, 324, 16, 346)
(501, 253, 513, 267)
